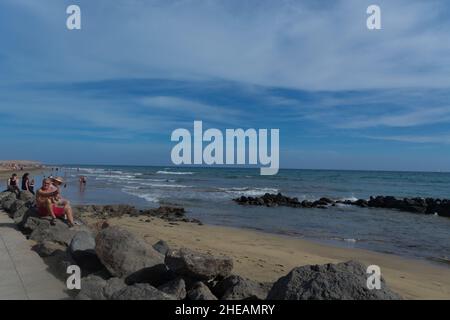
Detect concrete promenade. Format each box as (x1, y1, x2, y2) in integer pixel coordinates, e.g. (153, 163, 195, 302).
(0, 211, 68, 300)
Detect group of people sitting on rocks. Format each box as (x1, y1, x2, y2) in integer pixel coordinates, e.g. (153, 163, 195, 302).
(7, 173, 75, 227)
(7, 173, 35, 194)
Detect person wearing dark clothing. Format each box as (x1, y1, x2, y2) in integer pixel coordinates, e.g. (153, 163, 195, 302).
(7, 173, 20, 194)
(29, 179, 35, 194)
(21, 173, 34, 194)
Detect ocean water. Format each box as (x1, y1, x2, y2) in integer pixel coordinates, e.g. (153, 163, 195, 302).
(36, 166, 450, 264)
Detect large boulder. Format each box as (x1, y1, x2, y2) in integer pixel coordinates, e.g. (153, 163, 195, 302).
(0, 191, 14, 203)
(187, 282, 218, 300)
(27, 217, 77, 246)
(76, 275, 126, 300)
(165, 248, 233, 281)
(111, 283, 175, 300)
(1, 193, 17, 211)
(95, 226, 164, 278)
(158, 277, 187, 300)
(32, 240, 66, 257)
(69, 231, 103, 272)
(125, 264, 174, 287)
(213, 275, 271, 300)
(153, 240, 170, 256)
(267, 260, 401, 300)
(22, 216, 44, 232)
(43, 249, 77, 280)
(12, 203, 33, 225)
(18, 191, 35, 203)
(9, 200, 26, 215)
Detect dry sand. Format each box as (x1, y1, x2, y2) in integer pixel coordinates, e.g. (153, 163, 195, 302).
(85, 215, 450, 300)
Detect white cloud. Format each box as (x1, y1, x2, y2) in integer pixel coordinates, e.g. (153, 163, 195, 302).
(2, 0, 450, 90)
(336, 106, 450, 129)
(366, 134, 450, 144)
(139, 96, 244, 125)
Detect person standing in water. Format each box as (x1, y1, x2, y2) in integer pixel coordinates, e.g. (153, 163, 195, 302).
(21, 173, 34, 194)
(79, 175, 87, 193)
(29, 179, 35, 194)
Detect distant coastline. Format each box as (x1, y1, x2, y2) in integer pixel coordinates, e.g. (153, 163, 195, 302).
(0, 160, 44, 172)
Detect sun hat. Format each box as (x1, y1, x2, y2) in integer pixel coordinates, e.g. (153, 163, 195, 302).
(51, 176, 65, 185)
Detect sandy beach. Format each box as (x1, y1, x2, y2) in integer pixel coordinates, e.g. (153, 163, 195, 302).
(82, 214, 450, 300)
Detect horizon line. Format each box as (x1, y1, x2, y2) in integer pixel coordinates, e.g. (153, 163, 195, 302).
(45, 163, 450, 174)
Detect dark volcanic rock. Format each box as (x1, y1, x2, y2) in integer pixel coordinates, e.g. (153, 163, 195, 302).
(267, 260, 401, 300)
(73, 204, 138, 219)
(234, 193, 327, 209)
(0, 191, 15, 203)
(428, 199, 450, 217)
(187, 282, 218, 300)
(70, 231, 96, 254)
(74, 204, 201, 223)
(125, 263, 174, 287)
(27, 217, 77, 246)
(153, 240, 170, 256)
(19, 191, 35, 203)
(32, 240, 66, 257)
(234, 192, 450, 218)
(158, 277, 187, 300)
(1, 193, 18, 211)
(141, 206, 190, 222)
(213, 275, 271, 300)
(111, 283, 175, 300)
(76, 275, 126, 300)
(9, 200, 26, 215)
(95, 226, 164, 278)
(12, 204, 36, 226)
(22, 216, 45, 232)
(313, 197, 333, 207)
(69, 231, 103, 272)
(165, 248, 233, 281)
(43, 249, 77, 280)
(354, 199, 369, 207)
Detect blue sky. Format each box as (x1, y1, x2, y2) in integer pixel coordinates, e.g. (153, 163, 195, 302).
(1, 0, 450, 171)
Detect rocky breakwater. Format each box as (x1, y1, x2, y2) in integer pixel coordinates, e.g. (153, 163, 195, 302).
(234, 193, 450, 218)
(1, 190, 401, 300)
(79, 228, 401, 300)
(234, 193, 335, 209)
(72, 204, 202, 224)
(342, 196, 450, 217)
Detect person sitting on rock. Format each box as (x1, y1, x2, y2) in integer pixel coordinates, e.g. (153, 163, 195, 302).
(36, 178, 75, 227)
(7, 173, 20, 194)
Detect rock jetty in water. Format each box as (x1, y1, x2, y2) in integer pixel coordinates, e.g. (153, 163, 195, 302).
(233, 193, 450, 217)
